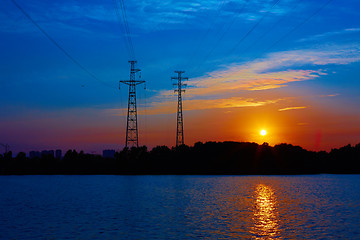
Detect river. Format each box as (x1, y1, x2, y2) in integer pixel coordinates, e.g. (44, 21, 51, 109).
(0, 175, 359, 239)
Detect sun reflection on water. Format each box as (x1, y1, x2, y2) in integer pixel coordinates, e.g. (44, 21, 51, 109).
(251, 184, 280, 239)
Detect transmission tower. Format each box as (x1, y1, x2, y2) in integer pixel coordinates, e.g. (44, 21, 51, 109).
(120, 60, 145, 148)
(0, 143, 9, 154)
(172, 71, 188, 147)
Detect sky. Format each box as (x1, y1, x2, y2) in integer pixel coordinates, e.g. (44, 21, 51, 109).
(1, 0, 360, 154)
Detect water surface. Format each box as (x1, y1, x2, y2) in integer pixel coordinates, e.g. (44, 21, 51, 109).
(0, 175, 359, 239)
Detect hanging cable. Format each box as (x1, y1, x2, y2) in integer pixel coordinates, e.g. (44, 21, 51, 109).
(182, 0, 227, 70)
(113, 0, 132, 59)
(239, 0, 304, 56)
(10, 0, 114, 89)
(119, 0, 135, 59)
(249, 0, 334, 63)
(189, 0, 251, 75)
(227, 0, 281, 55)
(113, 0, 136, 59)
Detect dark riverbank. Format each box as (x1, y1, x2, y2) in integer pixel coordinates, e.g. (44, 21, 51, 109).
(1, 141, 359, 175)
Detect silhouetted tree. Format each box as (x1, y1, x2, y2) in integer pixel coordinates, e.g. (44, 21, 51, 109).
(1, 142, 360, 175)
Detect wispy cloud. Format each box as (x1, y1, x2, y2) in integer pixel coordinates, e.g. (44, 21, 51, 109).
(298, 28, 360, 42)
(189, 64, 319, 96)
(107, 97, 283, 115)
(1, 1, 117, 34)
(256, 44, 360, 67)
(135, 0, 302, 30)
(320, 93, 339, 97)
(190, 43, 360, 95)
(138, 43, 360, 114)
(56, 3, 115, 22)
(278, 106, 307, 111)
(1, 0, 312, 34)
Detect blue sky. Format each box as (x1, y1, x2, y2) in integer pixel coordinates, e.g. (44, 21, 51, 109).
(1, 0, 360, 153)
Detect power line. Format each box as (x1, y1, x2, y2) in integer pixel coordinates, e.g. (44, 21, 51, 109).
(114, 0, 136, 59)
(190, 0, 250, 75)
(192, 0, 333, 81)
(119, 0, 135, 59)
(182, 0, 226, 69)
(239, 0, 304, 56)
(113, 0, 132, 58)
(269, 0, 333, 52)
(10, 0, 114, 89)
(227, 0, 281, 55)
(113, 0, 143, 148)
(161, 1, 228, 75)
(250, 0, 333, 62)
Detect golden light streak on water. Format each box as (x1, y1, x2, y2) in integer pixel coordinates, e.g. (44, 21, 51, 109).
(251, 184, 280, 239)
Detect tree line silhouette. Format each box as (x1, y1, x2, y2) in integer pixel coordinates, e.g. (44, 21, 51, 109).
(0, 141, 359, 175)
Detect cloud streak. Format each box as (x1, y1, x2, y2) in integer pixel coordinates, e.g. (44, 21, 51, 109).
(278, 106, 307, 111)
(107, 97, 283, 116)
(298, 28, 360, 42)
(2, 0, 302, 34)
(320, 93, 339, 98)
(138, 43, 360, 114)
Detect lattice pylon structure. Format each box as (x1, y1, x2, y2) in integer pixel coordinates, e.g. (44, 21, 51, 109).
(120, 60, 145, 148)
(172, 71, 188, 147)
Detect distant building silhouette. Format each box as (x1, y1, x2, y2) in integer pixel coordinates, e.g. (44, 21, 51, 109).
(55, 149, 62, 159)
(103, 150, 115, 158)
(41, 150, 54, 158)
(29, 151, 41, 158)
(2, 142, 360, 175)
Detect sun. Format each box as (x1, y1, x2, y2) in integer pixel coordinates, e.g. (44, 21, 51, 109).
(260, 130, 267, 136)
